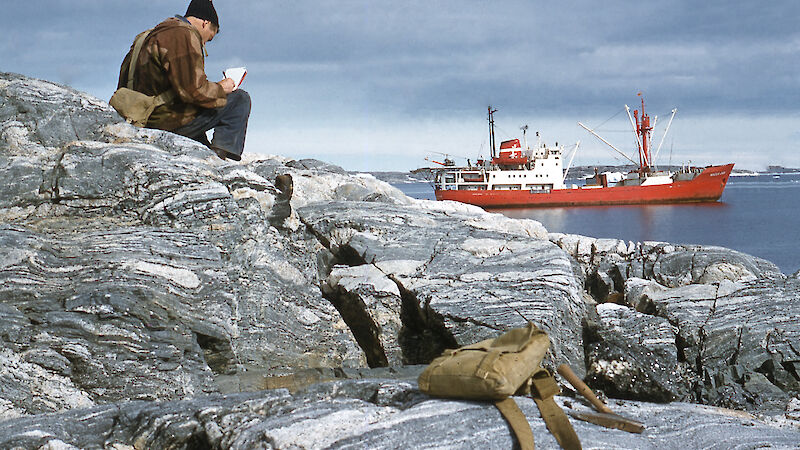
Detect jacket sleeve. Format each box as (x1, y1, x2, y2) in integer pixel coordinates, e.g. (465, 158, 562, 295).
(158, 28, 227, 109)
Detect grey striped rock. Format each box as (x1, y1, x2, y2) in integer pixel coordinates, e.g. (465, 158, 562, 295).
(561, 232, 799, 413)
(0, 379, 798, 450)
(2, 72, 799, 447)
(585, 303, 694, 402)
(300, 200, 588, 373)
(1, 73, 403, 413)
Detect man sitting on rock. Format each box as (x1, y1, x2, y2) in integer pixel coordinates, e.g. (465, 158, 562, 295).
(116, 0, 250, 161)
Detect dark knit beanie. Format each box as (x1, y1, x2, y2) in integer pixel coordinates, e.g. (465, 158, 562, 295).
(186, 0, 219, 28)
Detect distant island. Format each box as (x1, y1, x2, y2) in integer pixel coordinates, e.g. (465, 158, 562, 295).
(360, 165, 800, 184)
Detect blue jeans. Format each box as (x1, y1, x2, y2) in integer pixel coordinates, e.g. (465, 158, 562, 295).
(174, 89, 251, 161)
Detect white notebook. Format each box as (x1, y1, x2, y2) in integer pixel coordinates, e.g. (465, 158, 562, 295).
(223, 67, 247, 90)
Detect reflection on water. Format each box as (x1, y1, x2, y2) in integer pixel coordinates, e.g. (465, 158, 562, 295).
(494, 201, 730, 244)
(493, 201, 731, 245)
(394, 174, 800, 274)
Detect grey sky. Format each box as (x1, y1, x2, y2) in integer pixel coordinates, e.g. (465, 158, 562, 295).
(2, 1, 798, 170)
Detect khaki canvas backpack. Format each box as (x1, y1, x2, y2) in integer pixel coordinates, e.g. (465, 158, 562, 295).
(109, 29, 175, 127)
(418, 322, 581, 450)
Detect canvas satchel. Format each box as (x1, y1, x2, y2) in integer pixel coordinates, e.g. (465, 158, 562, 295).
(109, 29, 175, 127)
(418, 322, 550, 400)
(418, 322, 581, 450)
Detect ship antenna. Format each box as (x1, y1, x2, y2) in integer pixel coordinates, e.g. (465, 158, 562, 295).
(521, 124, 529, 151)
(488, 106, 498, 159)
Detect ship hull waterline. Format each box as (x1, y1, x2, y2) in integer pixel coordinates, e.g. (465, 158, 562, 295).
(435, 164, 734, 208)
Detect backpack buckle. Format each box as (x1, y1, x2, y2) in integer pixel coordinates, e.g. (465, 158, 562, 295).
(530, 369, 561, 400)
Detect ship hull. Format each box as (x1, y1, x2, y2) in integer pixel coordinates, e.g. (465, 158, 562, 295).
(435, 164, 734, 208)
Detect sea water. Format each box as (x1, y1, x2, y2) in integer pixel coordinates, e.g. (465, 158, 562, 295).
(393, 173, 800, 275)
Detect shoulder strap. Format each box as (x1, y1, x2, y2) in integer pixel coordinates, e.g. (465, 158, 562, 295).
(494, 398, 534, 450)
(530, 370, 582, 450)
(126, 29, 154, 89)
(125, 29, 177, 108)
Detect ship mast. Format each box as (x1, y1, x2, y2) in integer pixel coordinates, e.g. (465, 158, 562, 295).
(488, 106, 498, 159)
(633, 95, 653, 173)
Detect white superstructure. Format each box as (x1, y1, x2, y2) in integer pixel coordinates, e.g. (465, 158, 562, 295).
(435, 134, 571, 192)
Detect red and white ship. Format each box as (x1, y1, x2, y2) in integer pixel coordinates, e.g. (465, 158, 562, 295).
(433, 99, 733, 208)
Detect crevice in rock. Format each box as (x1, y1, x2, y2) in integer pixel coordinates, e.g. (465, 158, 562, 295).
(727, 327, 744, 366)
(585, 269, 613, 303)
(268, 174, 293, 228)
(582, 315, 601, 369)
(694, 326, 709, 402)
(184, 430, 213, 450)
(195, 332, 236, 375)
(297, 214, 361, 270)
(322, 287, 389, 368)
(40, 149, 67, 203)
(299, 214, 457, 368)
(675, 333, 689, 364)
(695, 293, 720, 400)
(755, 359, 778, 385)
(391, 275, 458, 365)
(781, 361, 799, 382)
(334, 244, 368, 267)
(298, 216, 392, 368)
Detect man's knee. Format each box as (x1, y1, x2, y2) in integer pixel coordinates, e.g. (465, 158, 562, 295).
(229, 89, 251, 112)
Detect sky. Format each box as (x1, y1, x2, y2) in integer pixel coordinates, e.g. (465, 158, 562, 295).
(2, 1, 799, 172)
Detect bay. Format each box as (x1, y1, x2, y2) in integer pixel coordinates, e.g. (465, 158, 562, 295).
(393, 174, 800, 275)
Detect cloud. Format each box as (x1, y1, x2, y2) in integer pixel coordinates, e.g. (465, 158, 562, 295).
(2, 0, 798, 169)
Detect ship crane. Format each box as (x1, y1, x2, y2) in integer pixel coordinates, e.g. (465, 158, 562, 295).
(576, 122, 639, 166)
(425, 155, 455, 167)
(562, 141, 581, 184)
(579, 97, 677, 174)
(425, 150, 474, 167)
(653, 108, 678, 166)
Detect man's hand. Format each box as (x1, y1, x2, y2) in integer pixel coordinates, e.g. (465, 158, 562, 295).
(219, 78, 236, 94)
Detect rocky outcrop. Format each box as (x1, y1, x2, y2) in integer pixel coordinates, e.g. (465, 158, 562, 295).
(1, 73, 799, 447)
(584, 303, 694, 402)
(2, 379, 799, 449)
(552, 233, 799, 416)
(302, 201, 587, 372)
(0, 73, 379, 413)
(1, 73, 586, 412)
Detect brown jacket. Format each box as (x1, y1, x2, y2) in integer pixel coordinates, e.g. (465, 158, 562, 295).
(117, 17, 227, 131)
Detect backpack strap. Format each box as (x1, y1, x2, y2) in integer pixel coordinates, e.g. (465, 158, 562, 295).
(125, 29, 176, 106)
(494, 398, 534, 450)
(530, 370, 582, 450)
(127, 30, 152, 89)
